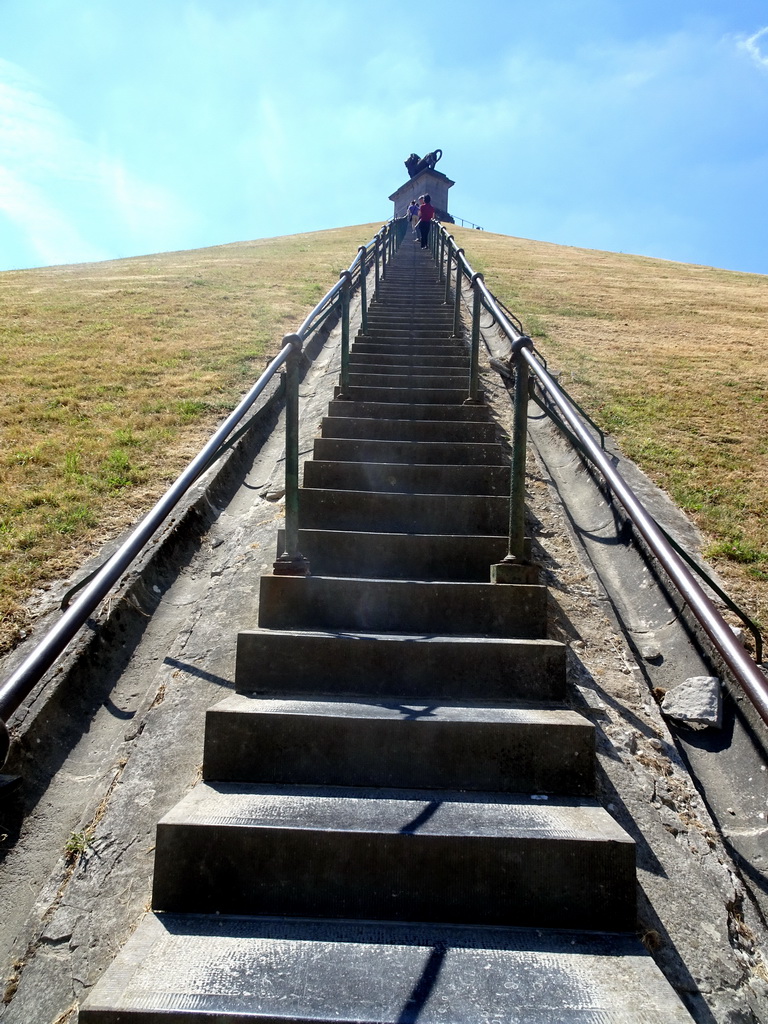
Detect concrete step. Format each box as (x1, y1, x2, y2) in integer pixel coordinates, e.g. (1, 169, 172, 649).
(347, 372, 469, 389)
(302, 460, 510, 495)
(365, 331, 458, 344)
(80, 913, 692, 1023)
(278, 528, 513, 580)
(366, 318, 453, 329)
(327, 399, 488, 421)
(349, 360, 468, 376)
(298, 487, 509, 534)
(203, 695, 594, 794)
(374, 296, 447, 302)
(258, 575, 544, 636)
(349, 352, 469, 368)
(353, 341, 467, 356)
(367, 304, 451, 313)
(375, 277, 442, 286)
(369, 294, 448, 301)
(151, 783, 636, 930)
(320, 416, 499, 443)
(366, 313, 456, 325)
(373, 277, 444, 287)
(235, 629, 565, 702)
(313, 437, 506, 465)
(366, 321, 454, 331)
(369, 291, 449, 301)
(376, 309, 449, 317)
(349, 359, 464, 371)
(374, 275, 443, 282)
(333, 385, 472, 404)
(365, 321, 455, 334)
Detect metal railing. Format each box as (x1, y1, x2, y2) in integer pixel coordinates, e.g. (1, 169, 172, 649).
(0, 219, 405, 767)
(429, 220, 768, 727)
(453, 216, 484, 230)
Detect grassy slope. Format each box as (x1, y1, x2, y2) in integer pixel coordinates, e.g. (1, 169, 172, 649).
(1, 221, 765, 654)
(452, 225, 768, 634)
(0, 224, 380, 653)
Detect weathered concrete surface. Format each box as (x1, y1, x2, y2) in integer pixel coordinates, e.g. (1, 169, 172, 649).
(0, 271, 766, 1023)
(80, 916, 694, 1024)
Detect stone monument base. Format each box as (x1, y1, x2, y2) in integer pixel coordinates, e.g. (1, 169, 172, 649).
(390, 168, 455, 223)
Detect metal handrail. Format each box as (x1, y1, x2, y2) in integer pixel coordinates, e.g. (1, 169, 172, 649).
(453, 216, 484, 230)
(526, 387, 762, 661)
(432, 220, 768, 727)
(0, 219, 400, 764)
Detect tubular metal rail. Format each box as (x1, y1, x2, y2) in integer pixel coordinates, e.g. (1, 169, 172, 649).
(453, 216, 484, 230)
(0, 219, 406, 766)
(425, 219, 768, 728)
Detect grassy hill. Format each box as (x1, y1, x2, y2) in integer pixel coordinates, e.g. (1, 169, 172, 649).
(0, 224, 380, 653)
(1, 222, 766, 655)
(449, 225, 768, 640)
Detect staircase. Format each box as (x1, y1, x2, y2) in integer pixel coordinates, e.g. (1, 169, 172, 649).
(81, 236, 691, 1020)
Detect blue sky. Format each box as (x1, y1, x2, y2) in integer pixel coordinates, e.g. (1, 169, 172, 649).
(2, 0, 768, 274)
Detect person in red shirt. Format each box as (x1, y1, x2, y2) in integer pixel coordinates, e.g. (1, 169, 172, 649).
(417, 194, 435, 249)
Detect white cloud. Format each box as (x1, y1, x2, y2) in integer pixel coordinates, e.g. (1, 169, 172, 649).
(739, 26, 768, 70)
(0, 164, 109, 266)
(0, 57, 193, 267)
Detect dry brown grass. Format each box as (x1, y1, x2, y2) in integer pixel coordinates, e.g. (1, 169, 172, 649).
(454, 226, 768, 631)
(0, 223, 380, 653)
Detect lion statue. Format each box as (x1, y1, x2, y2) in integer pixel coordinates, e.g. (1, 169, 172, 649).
(404, 149, 443, 178)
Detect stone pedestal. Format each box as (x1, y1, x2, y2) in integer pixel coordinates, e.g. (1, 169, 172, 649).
(491, 560, 541, 585)
(389, 169, 455, 223)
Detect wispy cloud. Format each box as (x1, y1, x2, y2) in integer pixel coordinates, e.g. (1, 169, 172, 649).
(739, 26, 768, 70)
(0, 57, 192, 267)
(0, 165, 108, 267)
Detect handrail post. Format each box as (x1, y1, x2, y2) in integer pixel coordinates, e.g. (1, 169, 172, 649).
(273, 333, 310, 576)
(444, 236, 454, 304)
(452, 249, 464, 339)
(338, 270, 352, 396)
(509, 343, 529, 560)
(374, 234, 381, 299)
(466, 272, 483, 404)
(381, 225, 388, 280)
(358, 245, 369, 338)
(438, 229, 445, 282)
(492, 335, 538, 584)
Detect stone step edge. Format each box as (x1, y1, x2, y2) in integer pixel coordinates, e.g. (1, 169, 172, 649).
(157, 780, 629, 843)
(80, 913, 691, 1024)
